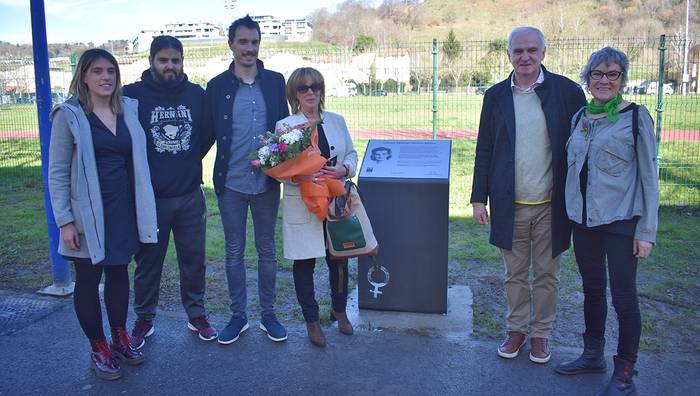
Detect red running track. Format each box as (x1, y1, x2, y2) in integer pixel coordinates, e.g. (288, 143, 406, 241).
(349, 129, 700, 142)
(1, 129, 699, 141)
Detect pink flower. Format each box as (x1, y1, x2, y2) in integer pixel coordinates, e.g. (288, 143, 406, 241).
(278, 142, 288, 152)
(250, 159, 261, 167)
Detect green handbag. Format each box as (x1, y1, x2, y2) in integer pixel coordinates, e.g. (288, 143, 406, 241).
(325, 181, 379, 259)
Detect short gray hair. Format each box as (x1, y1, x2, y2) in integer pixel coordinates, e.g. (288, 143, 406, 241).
(580, 47, 629, 90)
(507, 27, 546, 54)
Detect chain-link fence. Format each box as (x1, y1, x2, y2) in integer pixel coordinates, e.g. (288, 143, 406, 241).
(1, 36, 698, 205)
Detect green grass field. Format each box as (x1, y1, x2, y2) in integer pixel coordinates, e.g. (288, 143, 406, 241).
(2, 138, 698, 268)
(3, 104, 698, 206)
(2, 94, 699, 133)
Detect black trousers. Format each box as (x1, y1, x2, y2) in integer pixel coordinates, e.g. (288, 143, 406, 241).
(133, 188, 208, 321)
(73, 260, 130, 340)
(293, 253, 348, 323)
(573, 227, 641, 363)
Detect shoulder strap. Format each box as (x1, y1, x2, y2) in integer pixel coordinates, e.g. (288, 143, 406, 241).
(631, 103, 639, 148)
(573, 107, 585, 130)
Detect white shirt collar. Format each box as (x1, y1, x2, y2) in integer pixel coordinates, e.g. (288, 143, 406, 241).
(511, 68, 545, 93)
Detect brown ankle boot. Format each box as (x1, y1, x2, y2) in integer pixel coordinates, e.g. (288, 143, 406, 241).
(89, 338, 121, 380)
(111, 327, 145, 366)
(330, 310, 353, 335)
(305, 321, 326, 347)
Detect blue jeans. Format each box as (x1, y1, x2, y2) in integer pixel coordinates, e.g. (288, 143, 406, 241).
(217, 184, 279, 319)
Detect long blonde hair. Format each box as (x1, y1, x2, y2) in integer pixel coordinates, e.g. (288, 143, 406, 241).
(69, 48, 123, 115)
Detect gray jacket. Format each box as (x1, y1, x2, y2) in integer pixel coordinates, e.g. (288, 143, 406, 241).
(565, 105, 659, 243)
(48, 96, 158, 264)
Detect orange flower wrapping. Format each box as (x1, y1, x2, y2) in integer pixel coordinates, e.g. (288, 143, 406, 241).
(262, 125, 345, 221)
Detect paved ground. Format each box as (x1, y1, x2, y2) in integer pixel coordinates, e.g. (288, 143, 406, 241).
(1, 289, 698, 396)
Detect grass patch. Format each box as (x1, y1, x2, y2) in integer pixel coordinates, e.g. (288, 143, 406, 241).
(0, 182, 48, 267)
(472, 309, 502, 338)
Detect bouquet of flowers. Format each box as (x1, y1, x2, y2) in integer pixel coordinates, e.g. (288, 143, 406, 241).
(249, 120, 345, 220)
(249, 121, 314, 169)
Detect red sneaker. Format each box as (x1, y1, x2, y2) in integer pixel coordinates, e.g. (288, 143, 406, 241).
(130, 319, 154, 350)
(187, 316, 218, 341)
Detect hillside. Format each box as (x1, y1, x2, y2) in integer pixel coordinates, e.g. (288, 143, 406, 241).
(311, 0, 699, 45)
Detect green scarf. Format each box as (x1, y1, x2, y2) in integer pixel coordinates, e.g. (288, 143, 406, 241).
(586, 94, 623, 122)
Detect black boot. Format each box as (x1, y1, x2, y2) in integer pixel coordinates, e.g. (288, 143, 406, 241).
(599, 356, 637, 396)
(555, 334, 607, 375)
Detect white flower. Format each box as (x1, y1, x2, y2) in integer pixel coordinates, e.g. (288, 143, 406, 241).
(280, 129, 302, 144)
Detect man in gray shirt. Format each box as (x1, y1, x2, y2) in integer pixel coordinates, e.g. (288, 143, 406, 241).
(202, 15, 289, 344)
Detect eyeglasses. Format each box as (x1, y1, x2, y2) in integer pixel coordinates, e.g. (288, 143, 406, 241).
(589, 70, 622, 81)
(296, 83, 322, 93)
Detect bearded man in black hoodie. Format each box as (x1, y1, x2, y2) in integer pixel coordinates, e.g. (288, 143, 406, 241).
(123, 36, 216, 349)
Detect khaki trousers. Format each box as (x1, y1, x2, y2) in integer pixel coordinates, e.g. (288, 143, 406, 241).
(501, 203, 560, 338)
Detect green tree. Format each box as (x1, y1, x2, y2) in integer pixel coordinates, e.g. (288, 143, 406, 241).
(353, 34, 377, 54)
(481, 38, 508, 83)
(442, 29, 464, 90)
(352, 34, 377, 54)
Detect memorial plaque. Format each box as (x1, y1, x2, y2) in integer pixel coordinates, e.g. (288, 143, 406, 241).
(359, 140, 451, 179)
(358, 139, 450, 313)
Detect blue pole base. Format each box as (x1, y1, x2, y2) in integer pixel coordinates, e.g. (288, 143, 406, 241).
(37, 282, 75, 297)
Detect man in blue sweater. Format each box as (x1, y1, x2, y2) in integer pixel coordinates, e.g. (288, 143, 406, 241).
(123, 36, 216, 349)
(202, 15, 290, 344)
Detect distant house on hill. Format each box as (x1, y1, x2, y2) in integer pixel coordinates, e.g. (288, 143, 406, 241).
(128, 16, 312, 53)
(251, 15, 312, 42)
(129, 22, 225, 53)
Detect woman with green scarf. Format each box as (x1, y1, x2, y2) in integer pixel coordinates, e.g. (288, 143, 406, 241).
(556, 47, 659, 396)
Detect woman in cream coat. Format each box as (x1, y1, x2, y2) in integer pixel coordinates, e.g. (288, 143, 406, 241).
(275, 67, 357, 347)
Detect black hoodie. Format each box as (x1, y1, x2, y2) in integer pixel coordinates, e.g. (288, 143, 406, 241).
(123, 70, 206, 198)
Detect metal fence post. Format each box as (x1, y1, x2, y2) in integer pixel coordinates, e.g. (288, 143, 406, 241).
(655, 34, 665, 177)
(70, 53, 77, 74)
(31, 0, 74, 296)
(432, 38, 438, 140)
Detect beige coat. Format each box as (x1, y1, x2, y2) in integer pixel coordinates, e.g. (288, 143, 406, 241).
(275, 112, 358, 260)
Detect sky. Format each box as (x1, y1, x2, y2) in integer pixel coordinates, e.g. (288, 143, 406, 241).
(0, 0, 370, 45)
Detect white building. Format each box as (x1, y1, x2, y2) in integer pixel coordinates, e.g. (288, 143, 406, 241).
(251, 15, 312, 42)
(284, 19, 313, 42)
(130, 22, 225, 53)
(252, 15, 284, 40)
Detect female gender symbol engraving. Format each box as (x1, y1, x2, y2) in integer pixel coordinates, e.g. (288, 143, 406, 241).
(367, 265, 390, 298)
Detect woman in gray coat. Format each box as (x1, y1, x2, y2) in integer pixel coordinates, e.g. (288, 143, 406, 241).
(555, 47, 659, 396)
(275, 67, 358, 347)
(48, 49, 157, 380)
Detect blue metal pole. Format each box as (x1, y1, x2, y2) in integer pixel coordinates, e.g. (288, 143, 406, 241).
(31, 0, 73, 294)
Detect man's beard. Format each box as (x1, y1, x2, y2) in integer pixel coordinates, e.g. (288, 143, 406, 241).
(150, 67, 183, 88)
